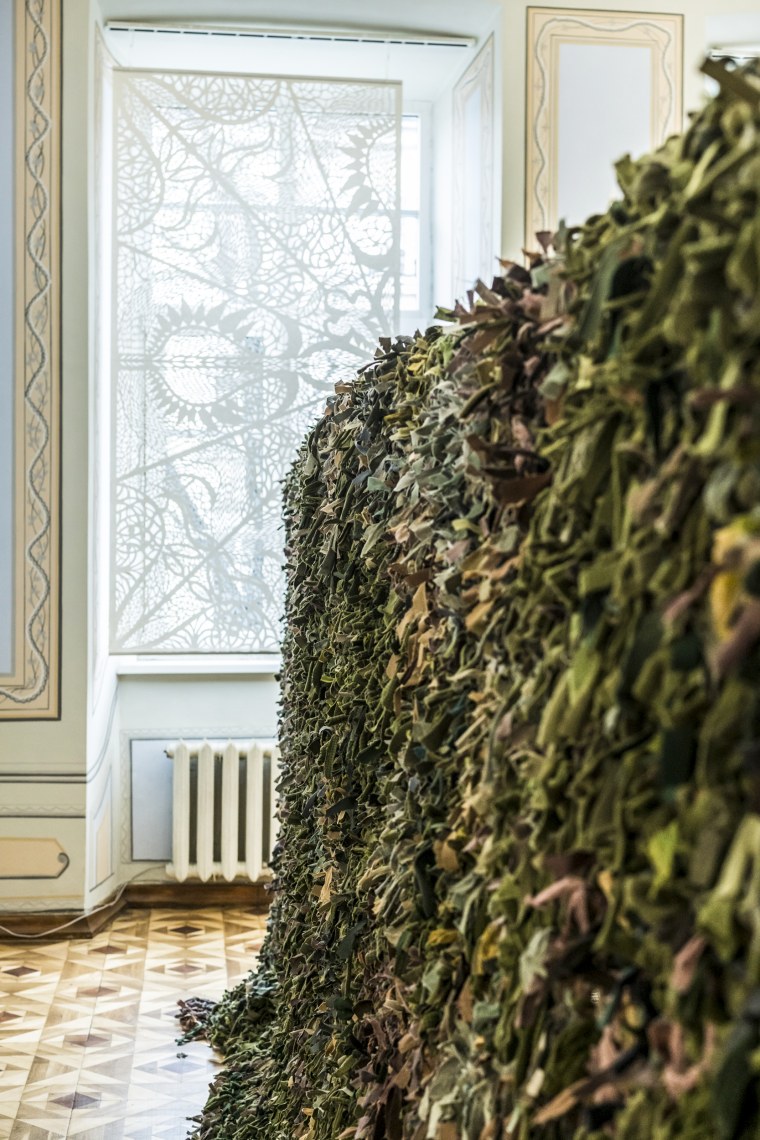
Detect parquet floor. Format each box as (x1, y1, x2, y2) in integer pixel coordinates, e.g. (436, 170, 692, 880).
(0, 906, 267, 1140)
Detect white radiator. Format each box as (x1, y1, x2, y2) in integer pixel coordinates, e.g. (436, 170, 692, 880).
(166, 739, 280, 883)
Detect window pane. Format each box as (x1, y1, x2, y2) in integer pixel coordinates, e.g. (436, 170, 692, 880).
(110, 71, 400, 653)
(399, 115, 422, 314)
(400, 214, 420, 312)
(400, 114, 421, 212)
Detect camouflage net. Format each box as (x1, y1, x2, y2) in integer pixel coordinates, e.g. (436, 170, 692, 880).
(192, 62, 760, 1140)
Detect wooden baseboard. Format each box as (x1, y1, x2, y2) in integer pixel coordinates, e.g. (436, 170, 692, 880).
(0, 880, 272, 940)
(0, 895, 124, 940)
(124, 880, 271, 909)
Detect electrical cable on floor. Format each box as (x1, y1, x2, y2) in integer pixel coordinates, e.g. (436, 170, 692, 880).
(0, 866, 167, 940)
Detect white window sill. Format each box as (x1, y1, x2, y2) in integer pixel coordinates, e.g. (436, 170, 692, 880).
(112, 654, 281, 677)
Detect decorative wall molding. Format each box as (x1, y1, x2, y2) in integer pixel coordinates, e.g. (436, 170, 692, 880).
(0, 773, 86, 783)
(453, 34, 495, 298)
(0, 0, 61, 718)
(0, 836, 69, 878)
(525, 7, 683, 248)
(90, 25, 116, 709)
(0, 805, 83, 816)
(0, 895, 83, 915)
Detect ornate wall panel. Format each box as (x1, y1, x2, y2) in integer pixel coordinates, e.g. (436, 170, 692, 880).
(525, 7, 683, 247)
(0, 0, 61, 719)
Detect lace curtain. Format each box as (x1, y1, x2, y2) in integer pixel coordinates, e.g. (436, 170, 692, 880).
(110, 70, 400, 653)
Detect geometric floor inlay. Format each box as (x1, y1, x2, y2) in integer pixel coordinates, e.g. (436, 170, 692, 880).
(0, 906, 268, 1139)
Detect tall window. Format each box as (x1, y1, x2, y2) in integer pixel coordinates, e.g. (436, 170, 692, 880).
(109, 69, 400, 653)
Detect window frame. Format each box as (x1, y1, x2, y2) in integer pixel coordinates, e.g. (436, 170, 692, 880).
(94, 23, 498, 669)
(397, 101, 434, 337)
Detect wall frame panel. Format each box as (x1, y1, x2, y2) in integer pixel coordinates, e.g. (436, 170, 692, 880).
(525, 7, 683, 247)
(0, 0, 61, 719)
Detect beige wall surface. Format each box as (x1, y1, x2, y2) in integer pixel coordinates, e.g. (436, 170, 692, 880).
(0, 0, 90, 912)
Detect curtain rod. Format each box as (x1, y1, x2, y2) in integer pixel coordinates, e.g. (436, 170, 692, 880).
(104, 20, 477, 49)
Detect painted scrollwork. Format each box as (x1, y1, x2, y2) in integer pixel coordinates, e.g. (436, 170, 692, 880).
(0, 0, 61, 719)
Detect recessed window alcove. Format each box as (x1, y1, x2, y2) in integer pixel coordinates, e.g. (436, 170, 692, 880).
(87, 0, 502, 904)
